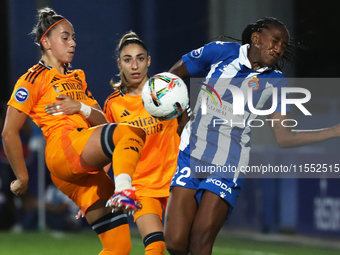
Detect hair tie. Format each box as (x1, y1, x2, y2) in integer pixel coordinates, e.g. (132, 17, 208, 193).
(39, 18, 66, 44)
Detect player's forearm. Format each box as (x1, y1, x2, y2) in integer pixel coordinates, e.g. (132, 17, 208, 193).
(276, 125, 340, 148)
(2, 131, 29, 181)
(85, 107, 108, 126)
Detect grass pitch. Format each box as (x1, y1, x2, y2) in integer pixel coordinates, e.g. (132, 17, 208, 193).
(0, 229, 339, 255)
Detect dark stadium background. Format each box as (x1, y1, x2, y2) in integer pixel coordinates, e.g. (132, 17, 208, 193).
(1, 0, 340, 240)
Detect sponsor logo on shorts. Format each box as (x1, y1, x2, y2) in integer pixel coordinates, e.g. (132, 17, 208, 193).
(206, 178, 232, 194)
(14, 87, 29, 103)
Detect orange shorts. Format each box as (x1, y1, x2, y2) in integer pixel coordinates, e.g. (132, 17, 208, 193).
(51, 170, 114, 214)
(133, 196, 168, 222)
(46, 125, 114, 214)
(45, 123, 145, 215)
(45, 126, 103, 181)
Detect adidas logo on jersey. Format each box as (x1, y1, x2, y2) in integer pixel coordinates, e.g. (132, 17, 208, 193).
(121, 109, 131, 118)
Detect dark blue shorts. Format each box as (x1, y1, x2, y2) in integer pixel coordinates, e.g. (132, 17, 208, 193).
(170, 150, 244, 214)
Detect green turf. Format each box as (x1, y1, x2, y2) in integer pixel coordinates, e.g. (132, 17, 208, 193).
(0, 229, 339, 255)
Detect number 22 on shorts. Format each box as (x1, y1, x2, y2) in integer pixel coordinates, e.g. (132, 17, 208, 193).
(175, 167, 191, 186)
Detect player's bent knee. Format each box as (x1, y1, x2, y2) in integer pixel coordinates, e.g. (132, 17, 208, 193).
(100, 123, 118, 159)
(113, 123, 146, 147)
(126, 124, 146, 142)
(165, 235, 188, 255)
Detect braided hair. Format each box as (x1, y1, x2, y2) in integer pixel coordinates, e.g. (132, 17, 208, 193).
(242, 17, 293, 70)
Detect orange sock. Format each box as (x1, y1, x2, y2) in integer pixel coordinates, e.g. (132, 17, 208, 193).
(112, 124, 145, 177)
(145, 241, 166, 255)
(91, 211, 131, 255)
(144, 232, 166, 255)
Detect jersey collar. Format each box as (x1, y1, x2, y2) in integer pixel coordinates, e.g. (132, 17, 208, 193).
(239, 44, 272, 73)
(39, 60, 70, 74)
(39, 60, 52, 70)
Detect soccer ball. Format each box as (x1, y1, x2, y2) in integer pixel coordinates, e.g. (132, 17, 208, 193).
(142, 72, 189, 121)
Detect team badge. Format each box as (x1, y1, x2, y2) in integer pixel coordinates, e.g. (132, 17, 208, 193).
(248, 77, 260, 91)
(14, 87, 29, 103)
(191, 47, 203, 58)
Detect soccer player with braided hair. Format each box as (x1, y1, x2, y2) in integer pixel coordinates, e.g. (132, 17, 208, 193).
(164, 17, 340, 255)
(1, 7, 145, 255)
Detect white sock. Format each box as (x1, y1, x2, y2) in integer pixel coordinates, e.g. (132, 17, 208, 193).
(114, 173, 132, 192)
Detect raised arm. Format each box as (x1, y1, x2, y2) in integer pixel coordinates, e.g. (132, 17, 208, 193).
(1, 106, 29, 195)
(269, 112, 340, 148)
(169, 59, 191, 80)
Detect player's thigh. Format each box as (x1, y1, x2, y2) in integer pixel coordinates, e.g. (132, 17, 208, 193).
(189, 190, 229, 254)
(80, 124, 111, 170)
(164, 186, 197, 245)
(51, 170, 115, 220)
(191, 190, 229, 238)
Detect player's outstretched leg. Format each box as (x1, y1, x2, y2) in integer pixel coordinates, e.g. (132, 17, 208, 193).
(101, 123, 146, 214)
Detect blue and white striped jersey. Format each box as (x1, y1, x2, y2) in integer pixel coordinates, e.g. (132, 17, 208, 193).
(179, 41, 289, 170)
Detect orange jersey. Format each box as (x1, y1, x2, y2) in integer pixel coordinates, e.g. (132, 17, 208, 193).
(7, 61, 114, 212)
(8, 61, 98, 141)
(103, 88, 180, 197)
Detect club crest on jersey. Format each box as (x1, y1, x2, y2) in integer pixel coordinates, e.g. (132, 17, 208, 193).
(14, 87, 29, 103)
(248, 76, 260, 91)
(191, 47, 203, 58)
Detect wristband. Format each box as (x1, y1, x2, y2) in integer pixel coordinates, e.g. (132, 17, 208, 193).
(80, 102, 91, 119)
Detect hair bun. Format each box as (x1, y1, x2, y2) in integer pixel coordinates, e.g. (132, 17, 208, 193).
(38, 7, 57, 20)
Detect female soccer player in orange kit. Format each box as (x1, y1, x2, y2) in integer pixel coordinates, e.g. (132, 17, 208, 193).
(1, 7, 145, 255)
(103, 31, 180, 255)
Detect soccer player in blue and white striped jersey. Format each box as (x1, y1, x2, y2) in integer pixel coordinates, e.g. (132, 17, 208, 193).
(164, 17, 340, 255)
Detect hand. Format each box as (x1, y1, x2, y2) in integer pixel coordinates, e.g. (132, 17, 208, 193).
(75, 209, 84, 220)
(10, 179, 28, 195)
(46, 95, 81, 116)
